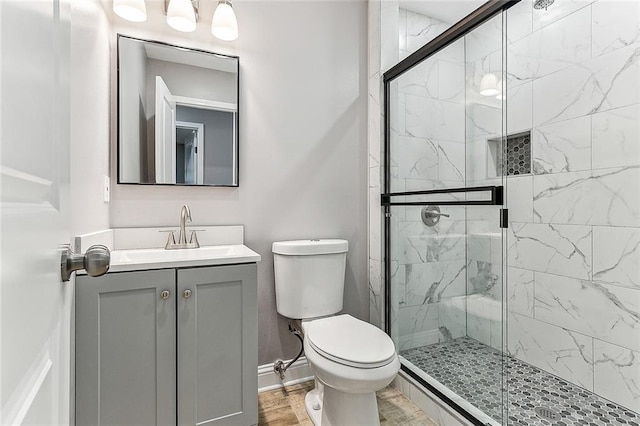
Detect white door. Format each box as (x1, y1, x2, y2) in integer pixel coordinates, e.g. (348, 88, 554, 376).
(155, 76, 177, 184)
(1, 0, 73, 425)
(176, 121, 204, 185)
(184, 135, 196, 185)
(193, 126, 204, 185)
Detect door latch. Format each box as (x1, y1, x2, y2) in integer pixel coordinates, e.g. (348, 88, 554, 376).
(60, 244, 111, 282)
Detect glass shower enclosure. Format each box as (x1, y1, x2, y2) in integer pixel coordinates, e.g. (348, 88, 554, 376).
(384, 6, 508, 423)
(382, 1, 640, 425)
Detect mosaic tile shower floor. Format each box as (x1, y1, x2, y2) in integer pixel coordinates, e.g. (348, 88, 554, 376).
(401, 337, 639, 425)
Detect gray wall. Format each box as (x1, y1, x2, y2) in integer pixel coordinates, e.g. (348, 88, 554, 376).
(118, 38, 147, 182)
(145, 59, 237, 107)
(176, 106, 234, 185)
(70, 0, 110, 237)
(110, 1, 369, 364)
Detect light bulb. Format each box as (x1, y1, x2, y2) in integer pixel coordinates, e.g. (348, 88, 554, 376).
(479, 73, 499, 97)
(211, 1, 238, 41)
(113, 0, 147, 22)
(167, 0, 197, 32)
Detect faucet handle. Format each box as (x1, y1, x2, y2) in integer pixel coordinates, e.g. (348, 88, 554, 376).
(163, 231, 176, 249)
(189, 230, 200, 248)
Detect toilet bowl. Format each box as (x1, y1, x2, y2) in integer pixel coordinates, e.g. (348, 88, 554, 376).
(272, 239, 399, 426)
(301, 315, 400, 426)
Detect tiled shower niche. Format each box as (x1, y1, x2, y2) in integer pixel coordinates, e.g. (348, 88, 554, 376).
(487, 131, 531, 177)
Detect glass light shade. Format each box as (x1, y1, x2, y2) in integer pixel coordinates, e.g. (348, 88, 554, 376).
(113, 0, 147, 22)
(211, 1, 238, 41)
(167, 0, 197, 32)
(495, 79, 505, 100)
(480, 73, 499, 97)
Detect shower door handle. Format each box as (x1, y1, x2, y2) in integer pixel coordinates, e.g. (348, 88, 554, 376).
(381, 185, 503, 206)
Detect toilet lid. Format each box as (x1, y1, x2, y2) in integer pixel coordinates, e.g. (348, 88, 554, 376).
(306, 314, 396, 368)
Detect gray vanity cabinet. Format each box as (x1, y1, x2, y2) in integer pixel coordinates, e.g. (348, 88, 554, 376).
(177, 265, 258, 425)
(75, 269, 177, 426)
(75, 264, 257, 426)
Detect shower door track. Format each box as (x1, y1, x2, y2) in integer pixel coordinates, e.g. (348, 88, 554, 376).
(381, 1, 521, 425)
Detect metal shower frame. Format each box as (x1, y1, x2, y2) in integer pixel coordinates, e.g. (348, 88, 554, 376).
(381, 1, 521, 424)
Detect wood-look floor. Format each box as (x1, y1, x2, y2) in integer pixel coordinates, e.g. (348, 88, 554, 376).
(258, 381, 437, 426)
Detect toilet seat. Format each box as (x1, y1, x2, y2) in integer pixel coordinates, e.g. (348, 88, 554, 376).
(306, 314, 396, 369)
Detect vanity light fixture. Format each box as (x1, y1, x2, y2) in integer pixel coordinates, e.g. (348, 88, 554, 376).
(114, 0, 239, 41)
(479, 73, 499, 97)
(211, 0, 238, 41)
(113, 0, 147, 22)
(166, 0, 198, 32)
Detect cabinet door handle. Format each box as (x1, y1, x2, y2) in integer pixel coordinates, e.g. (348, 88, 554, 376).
(183, 289, 192, 299)
(160, 290, 170, 300)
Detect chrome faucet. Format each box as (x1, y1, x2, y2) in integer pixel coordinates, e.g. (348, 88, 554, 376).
(178, 205, 191, 245)
(164, 205, 200, 249)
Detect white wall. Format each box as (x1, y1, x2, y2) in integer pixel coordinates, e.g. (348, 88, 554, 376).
(109, 0, 369, 364)
(70, 0, 111, 237)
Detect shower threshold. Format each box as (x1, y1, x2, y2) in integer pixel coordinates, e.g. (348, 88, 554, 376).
(401, 337, 639, 425)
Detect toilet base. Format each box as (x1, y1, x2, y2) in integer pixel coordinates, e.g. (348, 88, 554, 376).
(304, 386, 323, 426)
(305, 382, 381, 426)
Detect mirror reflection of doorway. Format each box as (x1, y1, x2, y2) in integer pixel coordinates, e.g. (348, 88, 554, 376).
(175, 121, 204, 185)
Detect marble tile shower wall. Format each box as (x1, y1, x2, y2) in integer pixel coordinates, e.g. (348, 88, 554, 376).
(468, 0, 640, 413)
(368, 0, 383, 333)
(391, 10, 473, 352)
(455, 11, 508, 354)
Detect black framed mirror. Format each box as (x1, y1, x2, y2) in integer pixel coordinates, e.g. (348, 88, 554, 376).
(117, 35, 239, 186)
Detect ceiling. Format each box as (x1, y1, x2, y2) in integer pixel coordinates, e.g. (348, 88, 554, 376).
(143, 43, 237, 73)
(398, 0, 486, 24)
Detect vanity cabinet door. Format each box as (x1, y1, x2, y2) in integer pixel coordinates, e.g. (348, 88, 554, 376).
(75, 269, 177, 426)
(177, 264, 258, 426)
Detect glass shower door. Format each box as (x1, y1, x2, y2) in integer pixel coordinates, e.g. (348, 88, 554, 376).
(383, 12, 508, 425)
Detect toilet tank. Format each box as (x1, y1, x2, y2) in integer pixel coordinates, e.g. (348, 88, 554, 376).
(272, 239, 348, 320)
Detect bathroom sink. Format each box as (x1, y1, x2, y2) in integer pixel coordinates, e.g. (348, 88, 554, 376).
(108, 244, 261, 272)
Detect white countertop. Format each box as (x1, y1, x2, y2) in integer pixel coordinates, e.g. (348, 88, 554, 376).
(75, 226, 260, 274)
(106, 244, 261, 273)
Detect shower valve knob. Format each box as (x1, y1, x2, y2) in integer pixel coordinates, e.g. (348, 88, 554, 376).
(421, 205, 449, 227)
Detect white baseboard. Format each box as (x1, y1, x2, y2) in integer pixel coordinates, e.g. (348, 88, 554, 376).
(258, 356, 314, 393)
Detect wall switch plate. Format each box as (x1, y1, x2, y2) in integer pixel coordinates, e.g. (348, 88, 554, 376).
(103, 175, 110, 203)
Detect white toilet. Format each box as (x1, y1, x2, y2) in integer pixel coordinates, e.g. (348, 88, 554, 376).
(272, 239, 400, 426)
